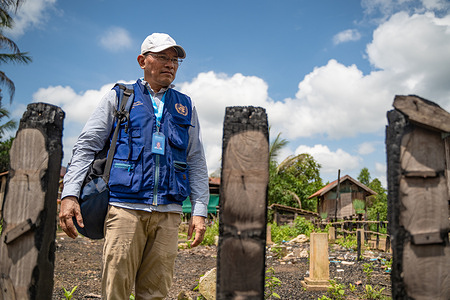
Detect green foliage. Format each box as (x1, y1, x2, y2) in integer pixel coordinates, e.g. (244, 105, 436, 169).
(270, 216, 315, 243)
(271, 223, 297, 244)
(367, 178, 387, 230)
(0, 137, 13, 172)
(293, 216, 315, 236)
(364, 284, 386, 300)
(200, 221, 219, 246)
(129, 294, 135, 300)
(357, 167, 371, 186)
(357, 168, 388, 231)
(335, 235, 357, 250)
(269, 153, 323, 211)
(316, 222, 332, 233)
(0, 1, 32, 103)
(383, 258, 392, 269)
(62, 286, 77, 300)
(367, 178, 388, 231)
(353, 199, 365, 214)
(363, 263, 374, 284)
(265, 267, 281, 299)
(269, 131, 288, 162)
(324, 279, 346, 300)
(348, 283, 356, 292)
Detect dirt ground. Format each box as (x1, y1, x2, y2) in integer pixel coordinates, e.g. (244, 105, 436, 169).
(52, 232, 392, 300)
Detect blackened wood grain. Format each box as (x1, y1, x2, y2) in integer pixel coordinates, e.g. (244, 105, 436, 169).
(217, 106, 269, 300)
(0, 103, 64, 300)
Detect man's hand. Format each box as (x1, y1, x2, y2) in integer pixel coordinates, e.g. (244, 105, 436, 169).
(187, 215, 206, 247)
(59, 196, 83, 239)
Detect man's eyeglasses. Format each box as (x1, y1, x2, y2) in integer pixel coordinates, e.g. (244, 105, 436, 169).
(145, 53, 183, 65)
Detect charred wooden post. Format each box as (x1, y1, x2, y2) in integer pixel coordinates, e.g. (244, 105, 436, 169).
(0, 103, 64, 300)
(356, 229, 364, 261)
(376, 213, 380, 249)
(386, 95, 450, 299)
(217, 106, 269, 300)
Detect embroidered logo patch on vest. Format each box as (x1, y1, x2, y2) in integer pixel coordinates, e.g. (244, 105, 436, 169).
(175, 103, 188, 116)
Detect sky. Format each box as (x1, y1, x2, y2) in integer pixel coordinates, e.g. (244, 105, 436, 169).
(2, 0, 450, 187)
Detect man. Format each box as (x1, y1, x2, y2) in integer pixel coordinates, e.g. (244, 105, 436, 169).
(59, 33, 210, 299)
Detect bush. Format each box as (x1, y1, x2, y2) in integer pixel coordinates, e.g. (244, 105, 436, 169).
(200, 221, 219, 246)
(271, 216, 315, 243)
(335, 235, 357, 250)
(293, 216, 314, 237)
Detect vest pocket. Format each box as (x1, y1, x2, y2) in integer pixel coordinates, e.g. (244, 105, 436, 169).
(168, 117, 191, 150)
(108, 145, 143, 193)
(171, 160, 191, 201)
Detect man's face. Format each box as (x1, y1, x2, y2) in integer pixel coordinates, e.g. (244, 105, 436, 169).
(137, 47, 179, 92)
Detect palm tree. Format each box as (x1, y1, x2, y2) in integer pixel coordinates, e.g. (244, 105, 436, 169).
(0, 104, 15, 138)
(269, 131, 289, 163)
(0, 0, 31, 102)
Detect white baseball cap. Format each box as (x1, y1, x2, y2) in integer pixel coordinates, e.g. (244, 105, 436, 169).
(140, 33, 186, 59)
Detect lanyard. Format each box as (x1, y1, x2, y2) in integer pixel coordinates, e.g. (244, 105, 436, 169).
(149, 91, 166, 130)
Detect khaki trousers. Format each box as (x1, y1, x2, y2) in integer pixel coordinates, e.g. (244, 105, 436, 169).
(102, 206, 181, 300)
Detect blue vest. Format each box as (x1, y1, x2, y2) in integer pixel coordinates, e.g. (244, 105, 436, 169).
(108, 80, 193, 206)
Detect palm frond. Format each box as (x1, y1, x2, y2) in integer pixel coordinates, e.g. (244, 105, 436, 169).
(0, 0, 24, 13)
(0, 35, 21, 52)
(269, 131, 288, 162)
(0, 70, 14, 102)
(0, 51, 31, 64)
(0, 8, 13, 28)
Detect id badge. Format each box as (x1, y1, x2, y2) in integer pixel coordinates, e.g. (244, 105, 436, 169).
(152, 132, 165, 155)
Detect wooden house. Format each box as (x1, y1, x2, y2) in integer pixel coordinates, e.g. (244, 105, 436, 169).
(308, 175, 377, 219)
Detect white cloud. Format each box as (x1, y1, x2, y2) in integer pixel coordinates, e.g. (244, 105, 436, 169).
(5, 0, 57, 37)
(358, 142, 376, 155)
(267, 11, 450, 141)
(374, 162, 387, 187)
(178, 71, 271, 174)
(32, 83, 115, 124)
(333, 29, 362, 45)
(366, 12, 450, 107)
(294, 144, 362, 176)
(99, 27, 133, 52)
(421, 0, 450, 11)
(375, 162, 386, 174)
(361, 0, 449, 22)
(31, 10, 450, 179)
(32, 81, 134, 165)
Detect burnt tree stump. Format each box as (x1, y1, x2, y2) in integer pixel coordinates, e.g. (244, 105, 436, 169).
(217, 106, 269, 300)
(0, 103, 64, 300)
(386, 95, 450, 299)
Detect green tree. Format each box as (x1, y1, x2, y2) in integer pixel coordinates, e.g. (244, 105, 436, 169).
(357, 168, 388, 226)
(357, 167, 371, 186)
(0, 136, 12, 172)
(269, 131, 288, 162)
(0, 0, 32, 102)
(367, 178, 387, 223)
(0, 104, 15, 137)
(269, 153, 323, 211)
